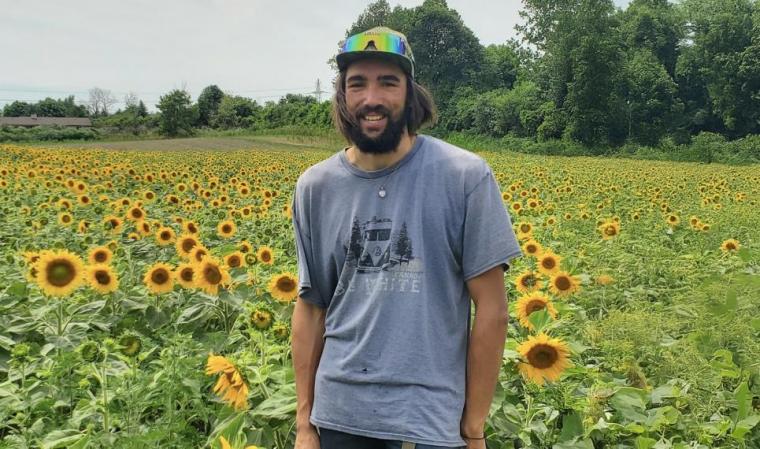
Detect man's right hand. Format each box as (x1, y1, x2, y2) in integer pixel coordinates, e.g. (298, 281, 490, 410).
(294, 426, 320, 449)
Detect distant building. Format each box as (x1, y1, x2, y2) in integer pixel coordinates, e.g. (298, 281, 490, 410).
(0, 115, 92, 128)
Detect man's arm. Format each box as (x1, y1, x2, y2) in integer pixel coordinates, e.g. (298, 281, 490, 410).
(460, 265, 509, 440)
(292, 298, 326, 434)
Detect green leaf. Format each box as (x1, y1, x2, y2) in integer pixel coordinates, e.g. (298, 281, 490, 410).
(559, 411, 584, 442)
(732, 415, 760, 440)
(651, 384, 680, 404)
(527, 308, 552, 332)
(734, 382, 751, 421)
(610, 387, 649, 423)
(635, 436, 657, 449)
(39, 430, 88, 449)
(7, 282, 27, 298)
(711, 349, 740, 378)
(737, 247, 751, 262)
(553, 439, 594, 449)
(250, 384, 297, 420)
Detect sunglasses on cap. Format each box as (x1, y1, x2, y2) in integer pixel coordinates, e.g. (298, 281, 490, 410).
(341, 31, 407, 55)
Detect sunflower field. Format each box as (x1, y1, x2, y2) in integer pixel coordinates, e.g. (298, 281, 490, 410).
(0, 142, 758, 449)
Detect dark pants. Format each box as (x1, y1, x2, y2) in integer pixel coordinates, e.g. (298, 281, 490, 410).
(317, 427, 466, 449)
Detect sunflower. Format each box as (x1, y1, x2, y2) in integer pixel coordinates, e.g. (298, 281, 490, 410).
(86, 264, 119, 294)
(250, 308, 273, 330)
(598, 220, 620, 240)
(517, 333, 571, 385)
(536, 250, 562, 276)
(217, 220, 237, 239)
(190, 246, 210, 263)
(224, 251, 246, 269)
(521, 239, 543, 258)
(183, 220, 200, 235)
(155, 226, 176, 246)
(720, 239, 741, 252)
(126, 206, 146, 222)
(595, 274, 615, 286)
(58, 212, 74, 226)
(194, 258, 231, 295)
(206, 354, 249, 411)
(514, 270, 542, 294)
(88, 246, 113, 265)
(515, 292, 557, 330)
(77, 219, 91, 234)
(548, 271, 581, 297)
(267, 272, 298, 303)
(515, 221, 533, 240)
(34, 250, 86, 297)
(238, 240, 253, 253)
(666, 214, 680, 227)
(174, 262, 197, 289)
(143, 262, 175, 295)
(103, 215, 123, 234)
(256, 246, 274, 265)
(176, 234, 200, 259)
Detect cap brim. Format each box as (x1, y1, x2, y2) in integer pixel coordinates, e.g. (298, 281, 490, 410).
(337, 51, 414, 78)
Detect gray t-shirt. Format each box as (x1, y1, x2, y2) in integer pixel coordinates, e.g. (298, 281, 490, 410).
(292, 135, 522, 447)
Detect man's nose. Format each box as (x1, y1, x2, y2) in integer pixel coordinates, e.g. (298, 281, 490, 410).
(362, 84, 384, 107)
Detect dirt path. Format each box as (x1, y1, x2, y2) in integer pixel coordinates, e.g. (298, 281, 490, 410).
(46, 135, 339, 152)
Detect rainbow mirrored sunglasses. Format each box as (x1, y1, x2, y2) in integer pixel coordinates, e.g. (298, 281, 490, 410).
(341, 31, 408, 58)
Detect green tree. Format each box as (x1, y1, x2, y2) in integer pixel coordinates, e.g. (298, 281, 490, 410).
(479, 44, 520, 91)
(157, 89, 196, 137)
(197, 85, 225, 127)
(3, 101, 33, 117)
(212, 95, 260, 129)
(619, 0, 682, 76)
(620, 50, 683, 145)
(680, 0, 757, 136)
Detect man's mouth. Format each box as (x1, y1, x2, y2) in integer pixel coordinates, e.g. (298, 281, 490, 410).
(363, 114, 386, 122)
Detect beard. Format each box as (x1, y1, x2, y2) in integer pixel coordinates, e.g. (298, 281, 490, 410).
(347, 105, 407, 155)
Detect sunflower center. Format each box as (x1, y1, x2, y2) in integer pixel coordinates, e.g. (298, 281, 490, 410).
(195, 250, 207, 262)
(555, 276, 571, 291)
(726, 242, 736, 250)
(526, 344, 559, 369)
(180, 267, 194, 282)
(222, 225, 232, 233)
(181, 239, 196, 252)
(160, 231, 172, 240)
(204, 265, 222, 284)
(47, 260, 76, 287)
(276, 276, 296, 292)
(62, 215, 71, 223)
(526, 300, 547, 314)
(228, 256, 241, 268)
(94, 270, 111, 285)
(541, 258, 556, 270)
(132, 209, 143, 219)
(604, 226, 617, 236)
(521, 275, 537, 288)
(520, 224, 531, 233)
(151, 269, 169, 284)
(527, 244, 537, 254)
(94, 251, 108, 263)
(261, 251, 272, 262)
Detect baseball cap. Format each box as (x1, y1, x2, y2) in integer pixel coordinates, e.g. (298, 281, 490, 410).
(336, 26, 416, 79)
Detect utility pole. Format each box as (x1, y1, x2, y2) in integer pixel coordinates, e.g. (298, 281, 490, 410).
(312, 79, 326, 102)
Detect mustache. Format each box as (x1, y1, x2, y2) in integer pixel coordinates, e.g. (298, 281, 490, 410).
(354, 105, 392, 120)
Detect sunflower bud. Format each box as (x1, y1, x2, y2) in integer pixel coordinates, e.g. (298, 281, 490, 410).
(272, 322, 290, 341)
(78, 341, 105, 363)
(119, 333, 142, 357)
(250, 308, 273, 330)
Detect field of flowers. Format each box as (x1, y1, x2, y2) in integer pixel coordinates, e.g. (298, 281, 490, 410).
(0, 142, 758, 449)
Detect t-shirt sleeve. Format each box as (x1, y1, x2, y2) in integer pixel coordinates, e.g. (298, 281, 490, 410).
(292, 193, 328, 309)
(462, 166, 523, 281)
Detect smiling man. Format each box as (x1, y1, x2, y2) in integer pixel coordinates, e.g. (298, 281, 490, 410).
(291, 27, 523, 449)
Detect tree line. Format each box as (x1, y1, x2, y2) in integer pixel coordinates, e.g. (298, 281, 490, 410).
(2, 0, 758, 153)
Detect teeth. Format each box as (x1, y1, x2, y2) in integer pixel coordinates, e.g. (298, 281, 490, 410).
(364, 115, 385, 121)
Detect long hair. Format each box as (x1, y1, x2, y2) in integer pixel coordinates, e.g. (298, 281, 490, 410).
(332, 69, 437, 143)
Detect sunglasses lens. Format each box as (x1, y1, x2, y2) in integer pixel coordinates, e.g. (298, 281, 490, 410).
(343, 32, 405, 56)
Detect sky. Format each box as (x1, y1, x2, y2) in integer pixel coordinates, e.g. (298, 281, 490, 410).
(0, 0, 630, 111)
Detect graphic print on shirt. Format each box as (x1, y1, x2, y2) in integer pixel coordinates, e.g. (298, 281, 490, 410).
(333, 215, 423, 298)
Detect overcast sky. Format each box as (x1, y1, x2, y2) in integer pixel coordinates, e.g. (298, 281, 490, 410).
(1, 0, 630, 111)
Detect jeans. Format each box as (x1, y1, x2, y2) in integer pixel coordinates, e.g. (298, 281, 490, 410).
(317, 427, 466, 449)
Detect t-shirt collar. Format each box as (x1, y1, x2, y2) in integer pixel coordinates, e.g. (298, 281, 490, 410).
(339, 135, 426, 179)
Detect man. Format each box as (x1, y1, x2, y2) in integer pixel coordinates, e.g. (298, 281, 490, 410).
(292, 27, 522, 449)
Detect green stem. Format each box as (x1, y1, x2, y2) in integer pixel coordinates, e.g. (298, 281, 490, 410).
(101, 360, 110, 433)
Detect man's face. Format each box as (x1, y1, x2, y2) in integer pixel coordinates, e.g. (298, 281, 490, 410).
(344, 58, 408, 154)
